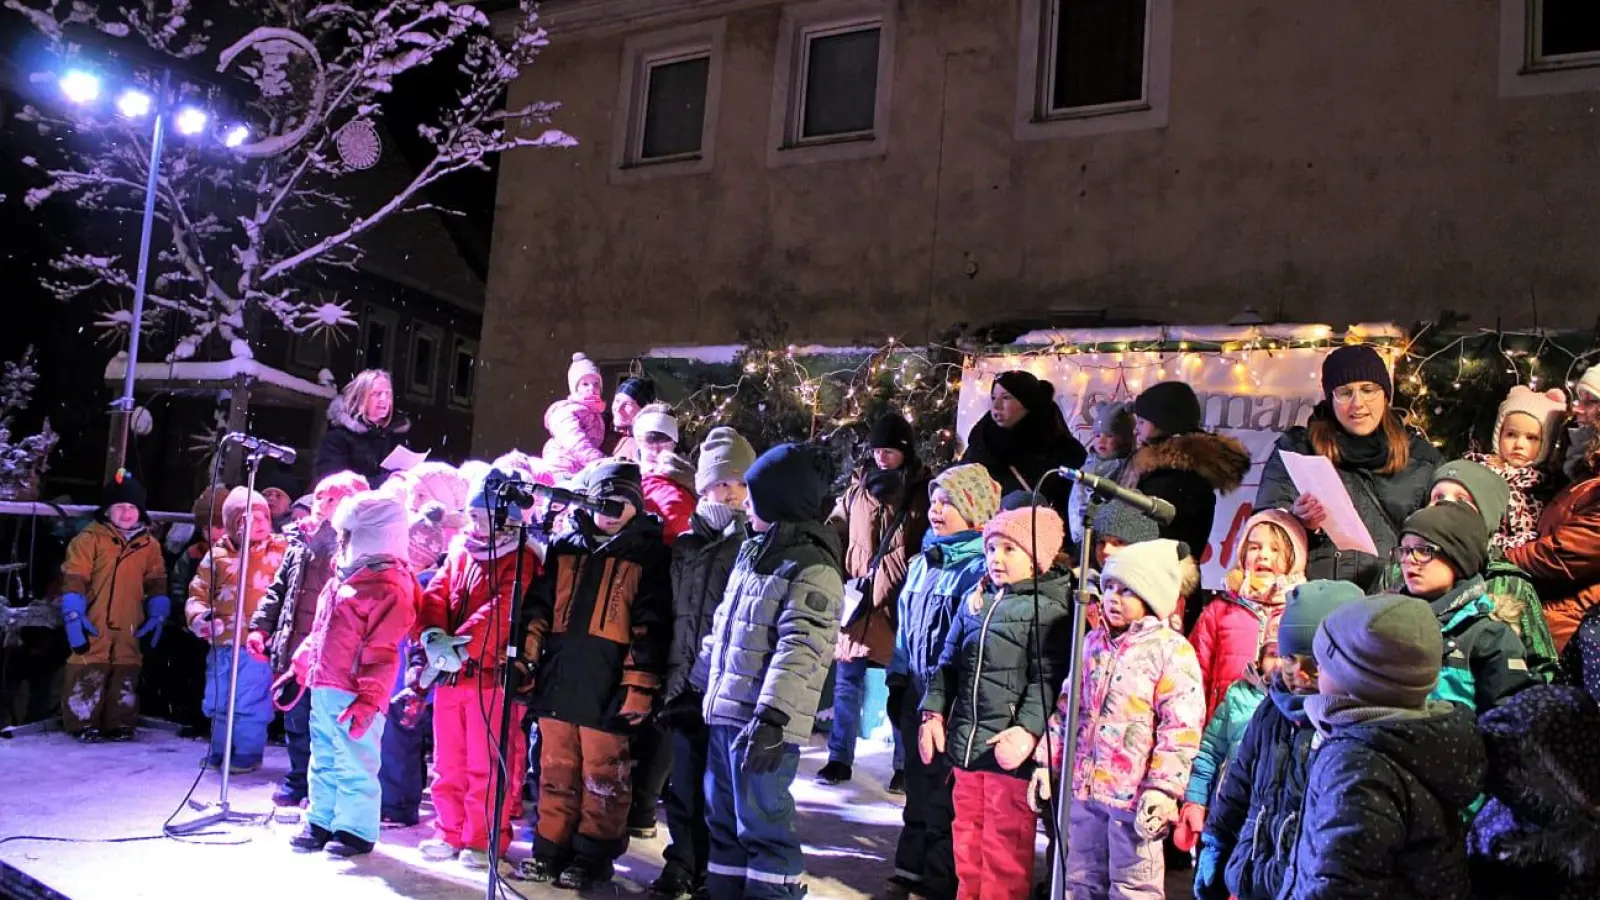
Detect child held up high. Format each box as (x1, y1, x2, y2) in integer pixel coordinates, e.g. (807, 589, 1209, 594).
(1068, 401, 1135, 547)
(1466, 384, 1568, 551)
(540, 352, 608, 479)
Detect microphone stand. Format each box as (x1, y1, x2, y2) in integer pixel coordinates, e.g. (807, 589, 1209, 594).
(1049, 494, 1100, 900)
(486, 485, 538, 896)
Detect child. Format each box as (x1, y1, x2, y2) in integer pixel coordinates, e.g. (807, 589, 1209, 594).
(886, 463, 1001, 900)
(1198, 580, 1362, 900)
(1466, 385, 1568, 552)
(1069, 400, 1135, 547)
(1395, 502, 1538, 711)
(635, 402, 697, 542)
(699, 442, 843, 900)
(248, 470, 369, 807)
(288, 491, 418, 857)
(652, 426, 757, 900)
(185, 487, 289, 772)
(59, 471, 169, 742)
(921, 505, 1075, 900)
(1191, 509, 1307, 720)
(416, 469, 541, 869)
(541, 352, 608, 479)
(1041, 538, 1204, 900)
(1278, 594, 1486, 898)
(515, 459, 672, 890)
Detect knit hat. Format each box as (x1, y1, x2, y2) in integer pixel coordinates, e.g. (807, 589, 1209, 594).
(333, 490, 410, 566)
(745, 442, 832, 524)
(1093, 500, 1161, 545)
(1401, 502, 1489, 578)
(408, 504, 451, 568)
(993, 370, 1056, 417)
(587, 458, 646, 517)
(869, 413, 916, 456)
(1430, 459, 1509, 538)
(469, 467, 526, 526)
(568, 352, 603, 394)
(291, 495, 313, 514)
(616, 376, 656, 407)
(930, 464, 1002, 529)
(1100, 538, 1187, 622)
(1279, 579, 1363, 657)
(1579, 365, 1600, 402)
(102, 469, 147, 516)
(221, 486, 269, 543)
(406, 462, 469, 528)
(695, 426, 757, 495)
(1092, 401, 1136, 447)
(982, 506, 1066, 573)
(1233, 508, 1310, 579)
(1000, 489, 1047, 512)
(192, 485, 231, 532)
(632, 406, 680, 444)
(1313, 594, 1442, 709)
(1494, 385, 1569, 465)
(1134, 382, 1203, 437)
(1321, 344, 1392, 403)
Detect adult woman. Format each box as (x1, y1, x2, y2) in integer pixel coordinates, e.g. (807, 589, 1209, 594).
(315, 369, 410, 486)
(1256, 345, 1440, 589)
(608, 376, 655, 460)
(961, 371, 1086, 515)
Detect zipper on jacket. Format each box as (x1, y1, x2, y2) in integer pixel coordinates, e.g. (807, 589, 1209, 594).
(705, 539, 760, 709)
(962, 587, 1007, 767)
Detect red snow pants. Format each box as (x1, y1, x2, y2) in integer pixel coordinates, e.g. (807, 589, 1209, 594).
(429, 681, 527, 852)
(951, 768, 1038, 899)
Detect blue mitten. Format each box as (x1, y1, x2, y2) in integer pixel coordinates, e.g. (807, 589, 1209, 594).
(61, 592, 98, 655)
(135, 594, 171, 647)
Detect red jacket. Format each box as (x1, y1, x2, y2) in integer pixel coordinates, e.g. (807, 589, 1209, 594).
(642, 474, 695, 545)
(417, 544, 541, 670)
(1189, 593, 1282, 722)
(1507, 474, 1600, 652)
(294, 560, 418, 711)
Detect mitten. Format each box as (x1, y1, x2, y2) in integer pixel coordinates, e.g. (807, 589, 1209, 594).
(918, 713, 946, 766)
(615, 687, 653, 728)
(736, 708, 790, 775)
(244, 630, 269, 661)
(1173, 803, 1206, 852)
(391, 688, 426, 729)
(987, 725, 1038, 772)
(134, 594, 170, 646)
(338, 697, 383, 740)
(1134, 790, 1179, 841)
(1027, 766, 1053, 814)
(60, 592, 98, 655)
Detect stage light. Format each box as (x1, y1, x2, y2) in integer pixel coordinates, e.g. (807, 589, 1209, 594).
(116, 89, 152, 119)
(175, 107, 207, 135)
(59, 70, 100, 105)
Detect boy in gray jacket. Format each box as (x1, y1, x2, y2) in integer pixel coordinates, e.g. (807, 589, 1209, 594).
(700, 442, 844, 900)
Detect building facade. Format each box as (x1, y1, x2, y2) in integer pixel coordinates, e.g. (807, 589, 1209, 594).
(477, 0, 1600, 455)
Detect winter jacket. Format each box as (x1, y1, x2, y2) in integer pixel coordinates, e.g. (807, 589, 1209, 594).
(292, 558, 419, 713)
(1061, 617, 1205, 810)
(417, 541, 541, 672)
(1278, 699, 1486, 900)
(249, 520, 337, 675)
(1191, 592, 1281, 721)
(539, 397, 607, 479)
(184, 535, 290, 647)
(642, 456, 697, 544)
(961, 411, 1086, 517)
(1564, 602, 1600, 701)
(1467, 685, 1600, 900)
(1069, 453, 1129, 546)
(1207, 685, 1316, 900)
(1120, 432, 1252, 564)
(1421, 575, 1539, 712)
(1256, 418, 1442, 590)
(701, 521, 845, 745)
(60, 521, 168, 665)
(1507, 473, 1600, 653)
(313, 395, 410, 486)
(1190, 673, 1268, 897)
(672, 510, 745, 704)
(888, 530, 987, 685)
(522, 514, 672, 732)
(828, 461, 931, 666)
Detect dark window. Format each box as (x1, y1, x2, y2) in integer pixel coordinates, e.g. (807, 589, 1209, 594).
(1536, 0, 1600, 61)
(451, 342, 475, 406)
(410, 330, 437, 396)
(800, 26, 881, 139)
(640, 55, 710, 160)
(363, 317, 391, 370)
(1050, 0, 1148, 112)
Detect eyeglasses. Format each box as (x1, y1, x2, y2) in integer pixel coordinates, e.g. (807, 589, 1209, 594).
(1331, 384, 1386, 405)
(1393, 543, 1442, 564)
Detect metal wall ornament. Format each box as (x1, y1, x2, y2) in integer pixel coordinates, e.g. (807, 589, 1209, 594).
(334, 118, 382, 169)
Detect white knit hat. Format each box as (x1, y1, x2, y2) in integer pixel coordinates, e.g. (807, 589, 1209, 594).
(568, 352, 603, 394)
(1100, 538, 1186, 622)
(632, 407, 680, 444)
(333, 491, 410, 567)
(406, 461, 468, 528)
(1495, 385, 1570, 465)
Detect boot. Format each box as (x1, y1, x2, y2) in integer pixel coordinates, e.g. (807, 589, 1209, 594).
(289, 823, 333, 852)
(271, 785, 307, 808)
(555, 858, 614, 891)
(512, 855, 564, 883)
(325, 830, 375, 858)
(814, 761, 852, 785)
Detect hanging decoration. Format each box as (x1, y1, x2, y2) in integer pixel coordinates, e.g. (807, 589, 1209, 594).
(333, 118, 382, 170)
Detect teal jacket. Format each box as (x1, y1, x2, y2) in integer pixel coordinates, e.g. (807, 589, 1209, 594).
(1185, 672, 1267, 806)
(889, 531, 987, 685)
(1421, 575, 1539, 712)
(1377, 554, 1559, 682)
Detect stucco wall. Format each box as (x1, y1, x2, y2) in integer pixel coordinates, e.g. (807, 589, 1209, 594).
(476, 0, 1600, 456)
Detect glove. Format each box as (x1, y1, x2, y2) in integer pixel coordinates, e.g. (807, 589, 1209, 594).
(402, 646, 427, 693)
(656, 691, 705, 732)
(134, 594, 170, 646)
(1134, 790, 1179, 841)
(60, 592, 98, 655)
(986, 725, 1038, 772)
(918, 713, 946, 766)
(1173, 802, 1205, 853)
(511, 657, 536, 696)
(614, 687, 653, 729)
(735, 709, 790, 775)
(338, 697, 383, 740)
(1027, 766, 1053, 814)
(244, 630, 269, 661)
(885, 675, 908, 725)
(391, 688, 427, 729)
(191, 613, 227, 641)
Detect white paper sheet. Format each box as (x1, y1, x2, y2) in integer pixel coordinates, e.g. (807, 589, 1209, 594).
(381, 444, 430, 472)
(1275, 451, 1378, 556)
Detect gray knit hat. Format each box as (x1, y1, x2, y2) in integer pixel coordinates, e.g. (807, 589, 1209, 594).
(695, 427, 757, 496)
(1430, 459, 1509, 541)
(1313, 594, 1443, 709)
(1094, 500, 1161, 545)
(1280, 580, 1363, 657)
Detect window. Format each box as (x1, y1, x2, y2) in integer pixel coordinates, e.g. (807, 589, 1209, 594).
(408, 323, 442, 402)
(1501, 0, 1600, 95)
(1015, 0, 1172, 140)
(612, 21, 726, 182)
(291, 332, 327, 370)
(449, 337, 477, 409)
(360, 305, 398, 372)
(768, 0, 896, 167)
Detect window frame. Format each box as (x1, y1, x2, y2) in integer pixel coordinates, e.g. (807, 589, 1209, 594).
(1501, 0, 1600, 97)
(610, 19, 726, 183)
(360, 304, 399, 374)
(767, 0, 896, 168)
(1015, 0, 1173, 142)
(406, 322, 443, 404)
(449, 335, 478, 410)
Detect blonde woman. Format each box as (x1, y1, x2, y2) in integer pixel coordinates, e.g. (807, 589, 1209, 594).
(315, 369, 411, 484)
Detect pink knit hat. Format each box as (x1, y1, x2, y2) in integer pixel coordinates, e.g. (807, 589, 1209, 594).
(568, 352, 603, 394)
(982, 506, 1066, 572)
(1495, 385, 1569, 465)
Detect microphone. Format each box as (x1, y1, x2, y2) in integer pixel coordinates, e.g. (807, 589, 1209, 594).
(495, 479, 626, 518)
(221, 432, 297, 464)
(1057, 467, 1176, 525)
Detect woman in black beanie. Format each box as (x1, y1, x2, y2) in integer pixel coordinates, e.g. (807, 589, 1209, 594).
(961, 371, 1087, 516)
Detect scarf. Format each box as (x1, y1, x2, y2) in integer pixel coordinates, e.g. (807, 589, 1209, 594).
(463, 529, 522, 562)
(695, 498, 740, 535)
(1305, 693, 1435, 744)
(338, 553, 399, 580)
(863, 463, 909, 504)
(1465, 451, 1548, 552)
(1334, 422, 1391, 471)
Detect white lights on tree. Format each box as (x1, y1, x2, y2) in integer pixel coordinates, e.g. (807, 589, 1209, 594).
(115, 89, 151, 118)
(58, 70, 99, 104)
(174, 106, 207, 135)
(223, 124, 250, 148)
(333, 118, 380, 169)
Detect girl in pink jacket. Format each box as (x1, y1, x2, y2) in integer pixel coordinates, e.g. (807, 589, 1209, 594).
(541, 353, 608, 479)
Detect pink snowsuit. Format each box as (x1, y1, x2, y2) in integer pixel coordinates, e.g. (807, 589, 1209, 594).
(541, 397, 607, 479)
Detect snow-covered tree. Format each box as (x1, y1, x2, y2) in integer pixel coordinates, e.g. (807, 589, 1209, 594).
(9, 0, 572, 360)
(0, 347, 59, 500)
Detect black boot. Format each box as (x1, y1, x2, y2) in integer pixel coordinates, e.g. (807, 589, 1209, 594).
(289, 823, 333, 852)
(814, 761, 852, 784)
(512, 855, 565, 883)
(325, 830, 375, 858)
(555, 858, 614, 890)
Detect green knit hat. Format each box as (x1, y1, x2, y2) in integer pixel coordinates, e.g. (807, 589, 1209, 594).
(1280, 579, 1364, 657)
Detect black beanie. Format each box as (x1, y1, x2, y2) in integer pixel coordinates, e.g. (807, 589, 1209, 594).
(102, 470, 148, 516)
(993, 370, 1055, 416)
(1321, 345, 1392, 404)
(617, 376, 656, 406)
(1133, 382, 1203, 437)
(746, 442, 832, 524)
(869, 413, 915, 456)
(1401, 501, 1488, 578)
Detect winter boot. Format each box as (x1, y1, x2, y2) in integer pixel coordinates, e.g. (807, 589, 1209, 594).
(555, 858, 614, 891)
(105, 727, 136, 742)
(325, 830, 376, 858)
(628, 806, 659, 840)
(271, 786, 307, 808)
(886, 770, 906, 795)
(289, 823, 333, 852)
(649, 863, 697, 898)
(814, 761, 852, 785)
(458, 848, 491, 870)
(512, 855, 565, 883)
(418, 838, 459, 862)
(76, 728, 103, 744)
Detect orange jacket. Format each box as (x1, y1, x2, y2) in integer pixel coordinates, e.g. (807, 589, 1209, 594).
(185, 535, 289, 647)
(61, 522, 167, 664)
(1506, 474, 1600, 652)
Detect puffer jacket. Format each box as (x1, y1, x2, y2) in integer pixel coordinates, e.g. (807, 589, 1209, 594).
(1191, 592, 1282, 721)
(249, 520, 337, 675)
(1564, 602, 1600, 700)
(1467, 685, 1600, 900)
(184, 534, 289, 647)
(417, 540, 541, 672)
(540, 397, 607, 479)
(292, 558, 418, 713)
(922, 568, 1074, 776)
(60, 521, 168, 665)
(1422, 575, 1539, 713)
(1206, 684, 1316, 900)
(828, 460, 931, 666)
(1063, 616, 1205, 810)
(961, 410, 1086, 516)
(1507, 473, 1600, 653)
(1069, 453, 1130, 546)
(1278, 698, 1485, 900)
(1256, 412, 1442, 590)
(888, 530, 987, 686)
(1190, 672, 1268, 897)
(313, 394, 410, 485)
(1120, 431, 1251, 564)
(701, 521, 845, 745)
(642, 454, 697, 544)
(672, 509, 745, 705)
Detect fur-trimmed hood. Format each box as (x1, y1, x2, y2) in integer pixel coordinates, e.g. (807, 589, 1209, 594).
(327, 394, 410, 436)
(1121, 431, 1251, 494)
